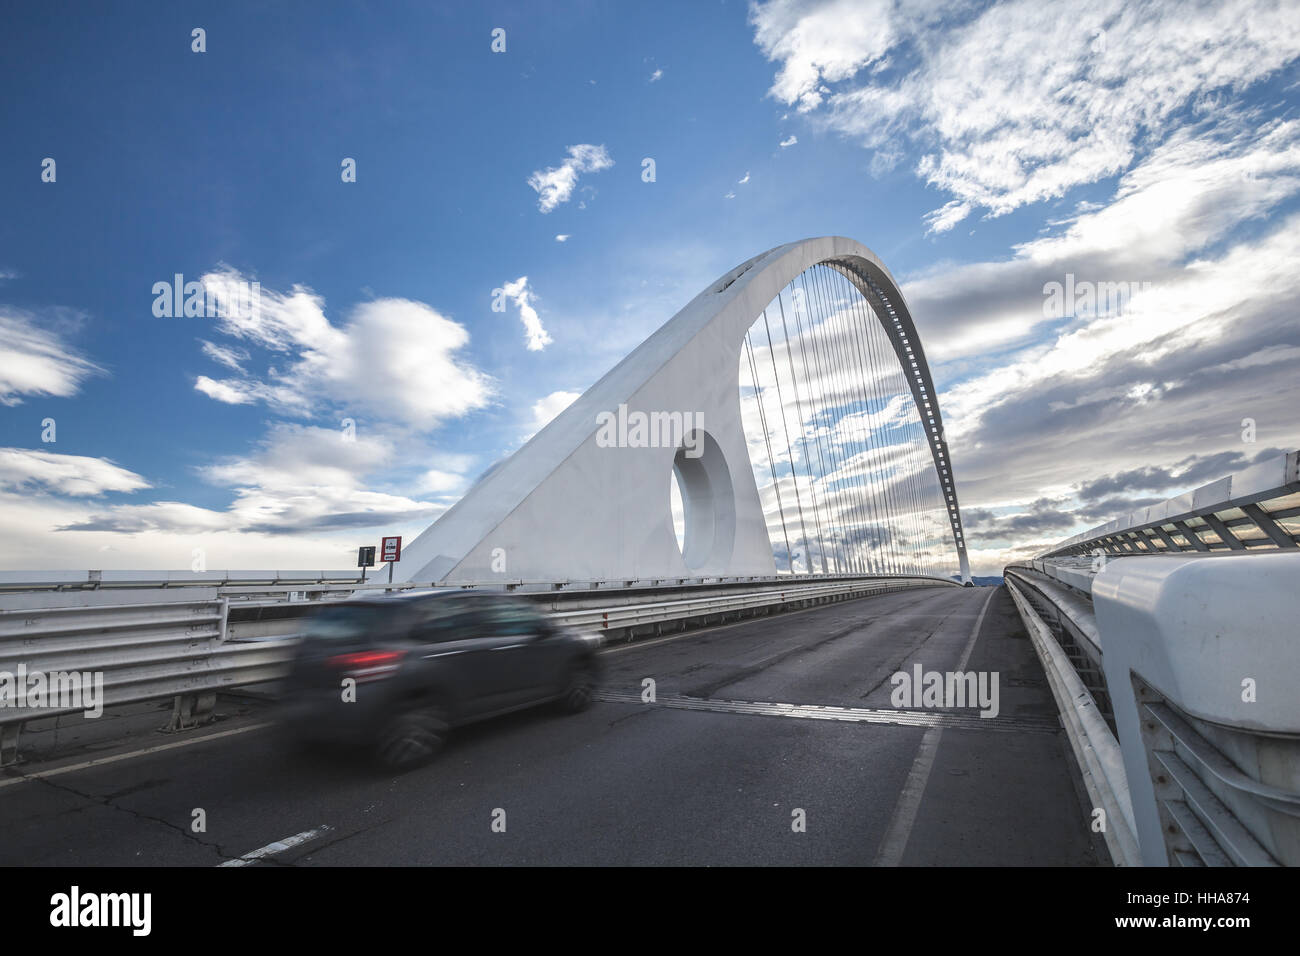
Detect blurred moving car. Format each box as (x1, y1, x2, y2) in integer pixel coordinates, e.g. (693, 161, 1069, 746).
(280, 590, 601, 770)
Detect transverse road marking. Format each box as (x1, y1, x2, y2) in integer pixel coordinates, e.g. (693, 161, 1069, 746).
(593, 690, 1057, 734)
(218, 826, 331, 867)
(873, 587, 996, 866)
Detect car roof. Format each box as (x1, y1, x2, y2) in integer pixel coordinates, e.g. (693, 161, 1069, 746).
(336, 587, 518, 608)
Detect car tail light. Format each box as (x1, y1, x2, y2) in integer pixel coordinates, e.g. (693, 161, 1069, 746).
(325, 649, 406, 682)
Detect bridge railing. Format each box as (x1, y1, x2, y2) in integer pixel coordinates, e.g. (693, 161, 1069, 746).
(1005, 448, 1300, 866)
(1041, 450, 1299, 559)
(0, 574, 955, 766)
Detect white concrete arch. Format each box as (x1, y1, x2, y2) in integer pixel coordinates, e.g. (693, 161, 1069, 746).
(391, 236, 971, 584)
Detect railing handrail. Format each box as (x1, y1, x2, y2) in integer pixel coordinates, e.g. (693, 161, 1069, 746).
(1035, 449, 1299, 558)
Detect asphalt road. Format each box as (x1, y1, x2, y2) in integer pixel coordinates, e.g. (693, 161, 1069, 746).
(0, 585, 1102, 866)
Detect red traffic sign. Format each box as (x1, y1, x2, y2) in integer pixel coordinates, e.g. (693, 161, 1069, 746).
(380, 536, 402, 563)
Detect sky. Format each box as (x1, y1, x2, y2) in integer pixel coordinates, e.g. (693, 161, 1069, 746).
(1, 0, 1298, 578)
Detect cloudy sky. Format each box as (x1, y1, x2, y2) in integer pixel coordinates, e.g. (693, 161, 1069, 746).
(1, 0, 1297, 577)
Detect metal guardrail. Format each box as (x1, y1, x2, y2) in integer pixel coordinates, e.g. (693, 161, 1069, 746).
(0, 567, 369, 590)
(1004, 566, 1111, 727)
(1004, 578, 1138, 866)
(547, 578, 937, 634)
(1091, 552, 1300, 866)
(0, 592, 297, 762)
(0, 575, 954, 765)
(0, 568, 960, 596)
(1004, 552, 1300, 866)
(1138, 693, 1290, 866)
(1041, 450, 1300, 558)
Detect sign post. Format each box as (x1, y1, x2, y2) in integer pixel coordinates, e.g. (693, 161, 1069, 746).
(380, 536, 402, 590)
(357, 545, 376, 583)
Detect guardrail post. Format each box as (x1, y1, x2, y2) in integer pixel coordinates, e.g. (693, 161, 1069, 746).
(166, 691, 217, 732)
(0, 722, 20, 767)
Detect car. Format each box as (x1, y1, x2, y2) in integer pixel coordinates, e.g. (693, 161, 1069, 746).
(279, 590, 601, 770)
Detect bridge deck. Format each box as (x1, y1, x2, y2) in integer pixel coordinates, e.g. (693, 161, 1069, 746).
(0, 586, 1101, 866)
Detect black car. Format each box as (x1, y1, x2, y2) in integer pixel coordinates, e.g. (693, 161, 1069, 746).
(279, 590, 601, 770)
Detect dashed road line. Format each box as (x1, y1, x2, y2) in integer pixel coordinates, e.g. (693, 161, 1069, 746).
(873, 587, 996, 866)
(218, 826, 331, 867)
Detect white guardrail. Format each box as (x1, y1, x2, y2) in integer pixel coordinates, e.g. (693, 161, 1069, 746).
(0, 575, 955, 765)
(1006, 552, 1300, 866)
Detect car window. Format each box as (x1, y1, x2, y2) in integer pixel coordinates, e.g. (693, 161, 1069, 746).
(302, 604, 389, 642)
(411, 598, 476, 643)
(488, 600, 545, 635)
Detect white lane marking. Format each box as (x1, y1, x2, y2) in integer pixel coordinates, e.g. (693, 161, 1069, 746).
(599, 586, 958, 656)
(594, 691, 1056, 734)
(0, 722, 273, 791)
(218, 826, 331, 867)
(873, 587, 996, 866)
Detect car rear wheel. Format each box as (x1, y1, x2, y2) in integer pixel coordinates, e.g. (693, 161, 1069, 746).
(556, 661, 596, 714)
(374, 704, 448, 771)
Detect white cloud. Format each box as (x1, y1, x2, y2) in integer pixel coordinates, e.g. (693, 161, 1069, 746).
(527, 144, 615, 213)
(194, 268, 493, 428)
(419, 469, 466, 494)
(724, 190, 736, 199)
(750, 0, 1300, 222)
(200, 340, 248, 372)
(738, 171, 751, 185)
(499, 276, 553, 351)
(923, 199, 971, 235)
(527, 390, 580, 438)
(779, 134, 798, 147)
(195, 375, 258, 405)
(555, 234, 571, 242)
(63, 423, 445, 537)
(649, 68, 663, 82)
(903, 117, 1300, 364)
(0, 448, 149, 497)
(750, 0, 901, 112)
(0, 309, 103, 405)
(2, 275, 491, 567)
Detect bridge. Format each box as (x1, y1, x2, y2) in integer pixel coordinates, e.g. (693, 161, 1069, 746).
(0, 237, 1295, 867)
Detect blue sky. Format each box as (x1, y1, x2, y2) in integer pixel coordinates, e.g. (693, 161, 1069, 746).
(2, 0, 1299, 576)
